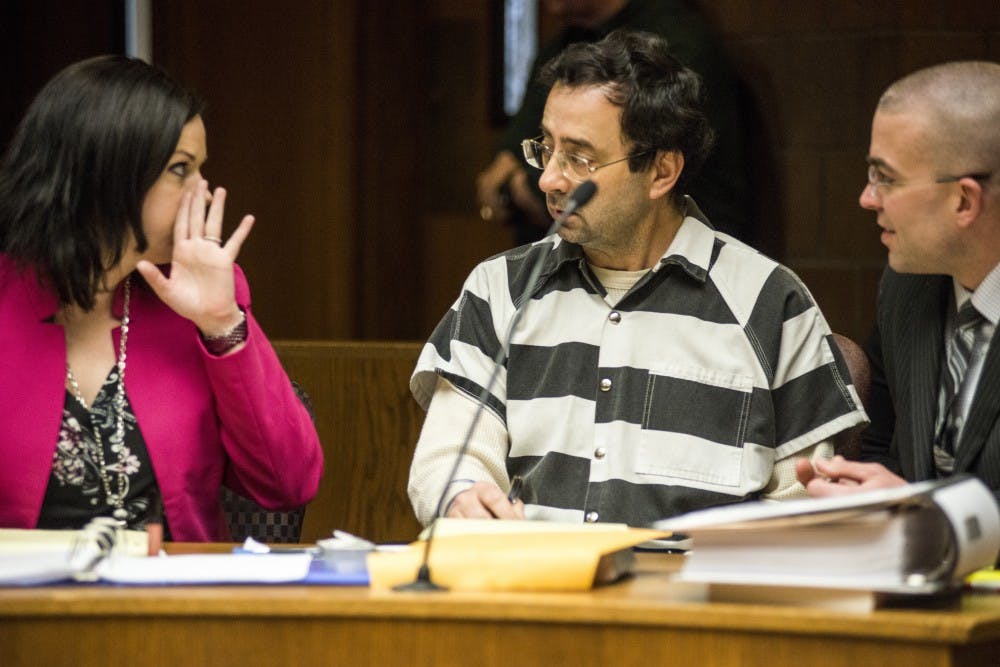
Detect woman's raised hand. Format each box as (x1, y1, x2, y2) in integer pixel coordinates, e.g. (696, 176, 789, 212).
(136, 180, 254, 336)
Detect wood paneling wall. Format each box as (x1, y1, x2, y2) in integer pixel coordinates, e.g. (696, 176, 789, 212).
(3, 1, 999, 343)
(695, 1, 1000, 340)
(417, 1, 513, 336)
(354, 2, 428, 339)
(152, 1, 360, 339)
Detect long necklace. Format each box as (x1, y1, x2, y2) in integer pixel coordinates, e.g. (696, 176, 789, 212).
(65, 276, 131, 521)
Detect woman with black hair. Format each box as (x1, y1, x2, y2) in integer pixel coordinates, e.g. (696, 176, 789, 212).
(0, 55, 323, 541)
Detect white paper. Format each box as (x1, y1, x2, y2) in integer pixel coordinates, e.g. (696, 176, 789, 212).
(95, 553, 312, 584)
(654, 478, 944, 532)
(0, 552, 75, 585)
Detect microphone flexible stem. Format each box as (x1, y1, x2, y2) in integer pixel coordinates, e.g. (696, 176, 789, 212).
(430, 189, 592, 520)
(411, 181, 596, 587)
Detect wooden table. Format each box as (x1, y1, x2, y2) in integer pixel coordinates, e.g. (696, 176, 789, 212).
(2, 550, 1000, 666)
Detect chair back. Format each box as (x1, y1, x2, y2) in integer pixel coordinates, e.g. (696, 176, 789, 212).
(221, 488, 305, 543)
(220, 380, 313, 544)
(832, 333, 872, 460)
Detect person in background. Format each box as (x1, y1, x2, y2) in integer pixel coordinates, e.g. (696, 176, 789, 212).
(797, 62, 1000, 505)
(410, 30, 866, 527)
(476, 0, 750, 246)
(0, 55, 323, 541)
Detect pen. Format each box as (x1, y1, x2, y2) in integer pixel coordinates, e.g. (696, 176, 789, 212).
(508, 475, 524, 504)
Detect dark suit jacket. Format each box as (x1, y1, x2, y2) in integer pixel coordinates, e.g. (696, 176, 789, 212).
(862, 268, 1000, 505)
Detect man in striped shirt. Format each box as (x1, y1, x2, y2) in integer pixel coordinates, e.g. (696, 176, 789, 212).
(409, 30, 867, 527)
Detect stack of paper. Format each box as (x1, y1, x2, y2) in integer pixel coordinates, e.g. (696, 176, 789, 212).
(653, 475, 1000, 609)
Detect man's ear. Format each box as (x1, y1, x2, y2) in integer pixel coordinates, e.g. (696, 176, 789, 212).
(649, 150, 684, 200)
(955, 177, 983, 229)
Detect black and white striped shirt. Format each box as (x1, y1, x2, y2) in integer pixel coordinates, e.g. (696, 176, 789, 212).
(410, 201, 868, 526)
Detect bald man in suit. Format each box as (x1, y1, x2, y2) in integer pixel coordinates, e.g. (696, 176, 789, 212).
(797, 61, 1000, 505)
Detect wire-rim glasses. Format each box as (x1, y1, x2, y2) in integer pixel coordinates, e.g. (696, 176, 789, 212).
(521, 137, 649, 182)
(866, 163, 992, 194)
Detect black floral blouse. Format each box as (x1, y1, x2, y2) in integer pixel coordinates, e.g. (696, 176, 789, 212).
(37, 366, 165, 535)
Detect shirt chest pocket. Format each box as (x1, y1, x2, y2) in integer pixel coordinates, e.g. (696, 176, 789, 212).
(636, 364, 754, 487)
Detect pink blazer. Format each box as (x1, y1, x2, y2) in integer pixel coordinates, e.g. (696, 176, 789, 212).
(0, 256, 323, 541)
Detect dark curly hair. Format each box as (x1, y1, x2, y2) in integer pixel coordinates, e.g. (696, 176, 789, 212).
(0, 55, 203, 310)
(539, 29, 715, 199)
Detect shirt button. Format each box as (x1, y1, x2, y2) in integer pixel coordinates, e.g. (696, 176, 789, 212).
(594, 447, 607, 459)
(585, 511, 599, 523)
(608, 311, 621, 324)
(599, 378, 612, 392)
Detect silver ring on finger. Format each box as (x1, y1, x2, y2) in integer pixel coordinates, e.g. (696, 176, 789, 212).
(203, 235, 223, 245)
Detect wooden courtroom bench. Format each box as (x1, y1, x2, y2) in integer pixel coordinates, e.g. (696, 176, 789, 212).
(272, 340, 425, 543)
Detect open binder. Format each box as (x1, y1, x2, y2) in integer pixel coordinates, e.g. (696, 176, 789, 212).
(653, 475, 1000, 609)
(0, 519, 148, 585)
(0, 519, 311, 586)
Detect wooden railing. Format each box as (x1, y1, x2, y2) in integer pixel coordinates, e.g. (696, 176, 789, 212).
(272, 340, 425, 543)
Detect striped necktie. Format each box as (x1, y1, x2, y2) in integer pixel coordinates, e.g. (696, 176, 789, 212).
(936, 300, 984, 459)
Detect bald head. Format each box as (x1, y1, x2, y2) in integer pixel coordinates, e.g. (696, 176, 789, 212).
(878, 61, 1000, 178)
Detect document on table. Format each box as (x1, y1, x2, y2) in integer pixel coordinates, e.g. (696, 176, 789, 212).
(369, 518, 672, 592)
(95, 553, 313, 584)
(0, 525, 311, 585)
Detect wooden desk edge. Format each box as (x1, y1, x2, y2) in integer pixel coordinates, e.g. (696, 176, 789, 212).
(2, 551, 1000, 645)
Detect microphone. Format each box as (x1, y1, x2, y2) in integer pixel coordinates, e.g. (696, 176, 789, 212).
(395, 180, 598, 592)
(540, 179, 596, 236)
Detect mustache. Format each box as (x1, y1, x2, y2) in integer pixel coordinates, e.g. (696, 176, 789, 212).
(546, 194, 569, 210)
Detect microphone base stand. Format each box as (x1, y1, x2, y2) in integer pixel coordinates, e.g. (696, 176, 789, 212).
(392, 563, 448, 592)
(393, 518, 449, 592)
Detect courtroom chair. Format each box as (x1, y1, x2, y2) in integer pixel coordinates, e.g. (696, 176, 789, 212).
(220, 381, 313, 543)
(831, 333, 872, 461)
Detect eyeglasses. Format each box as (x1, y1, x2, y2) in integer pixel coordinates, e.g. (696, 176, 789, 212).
(521, 137, 649, 182)
(866, 163, 992, 194)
